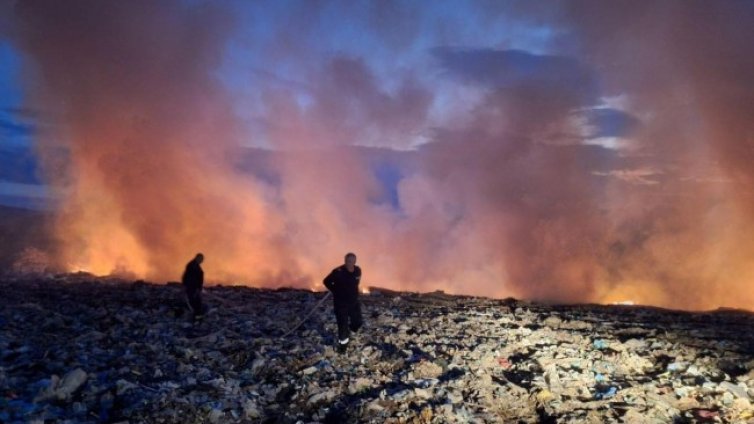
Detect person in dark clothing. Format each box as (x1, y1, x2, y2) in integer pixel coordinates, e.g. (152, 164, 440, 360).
(182, 253, 205, 321)
(323, 252, 363, 353)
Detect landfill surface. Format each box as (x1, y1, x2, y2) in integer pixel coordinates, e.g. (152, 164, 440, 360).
(2, 273, 754, 423)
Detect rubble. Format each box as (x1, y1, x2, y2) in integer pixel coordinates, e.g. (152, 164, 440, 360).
(33, 368, 88, 402)
(1, 274, 754, 422)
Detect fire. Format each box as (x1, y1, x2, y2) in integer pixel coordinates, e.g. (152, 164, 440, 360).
(9, 0, 754, 312)
(596, 281, 671, 310)
(58, 178, 149, 277)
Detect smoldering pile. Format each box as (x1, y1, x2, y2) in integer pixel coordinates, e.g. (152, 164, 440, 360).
(1, 274, 754, 423)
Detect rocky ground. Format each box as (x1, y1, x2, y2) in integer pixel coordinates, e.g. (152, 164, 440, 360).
(2, 274, 754, 423)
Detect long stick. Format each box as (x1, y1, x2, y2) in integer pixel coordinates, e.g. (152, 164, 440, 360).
(281, 291, 332, 338)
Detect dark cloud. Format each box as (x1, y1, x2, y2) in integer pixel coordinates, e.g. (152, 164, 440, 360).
(433, 47, 601, 141)
(261, 55, 433, 149)
(434, 47, 599, 103)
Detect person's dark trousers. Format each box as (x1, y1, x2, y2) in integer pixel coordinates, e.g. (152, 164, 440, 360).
(185, 287, 204, 319)
(335, 301, 363, 342)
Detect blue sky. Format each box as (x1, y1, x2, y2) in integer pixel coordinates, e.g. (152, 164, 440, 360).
(0, 40, 27, 147)
(0, 39, 44, 205)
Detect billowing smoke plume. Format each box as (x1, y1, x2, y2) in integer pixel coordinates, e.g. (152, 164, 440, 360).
(7, 0, 754, 310)
(526, 0, 754, 308)
(10, 0, 288, 282)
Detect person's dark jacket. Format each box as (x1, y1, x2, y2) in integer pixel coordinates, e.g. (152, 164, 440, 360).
(182, 259, 204, 291)
(323, 265, 361, 305)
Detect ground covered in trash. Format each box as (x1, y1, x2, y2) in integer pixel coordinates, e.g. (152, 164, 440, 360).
(2, 274, 754, 423)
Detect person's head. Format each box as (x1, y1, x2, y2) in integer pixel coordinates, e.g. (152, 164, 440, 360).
(195, 253, 204, 264)
(344, 252, 356, 268)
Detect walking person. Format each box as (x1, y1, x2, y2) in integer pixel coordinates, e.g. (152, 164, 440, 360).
(182, 253, 206, 321)
(323, 252, 363, 353)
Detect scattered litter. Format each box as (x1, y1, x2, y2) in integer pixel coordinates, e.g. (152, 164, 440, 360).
(2, 274, 754, 422)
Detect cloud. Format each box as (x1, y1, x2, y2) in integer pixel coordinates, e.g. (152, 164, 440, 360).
(433, 47, 599, 104)
(259, 55, 433, 149)
(592, 168, 661, 185)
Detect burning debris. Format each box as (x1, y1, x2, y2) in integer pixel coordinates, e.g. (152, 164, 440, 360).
(1, 274, 754, 423)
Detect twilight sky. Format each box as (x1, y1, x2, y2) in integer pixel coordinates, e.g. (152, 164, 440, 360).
(1, 0, 753, 310)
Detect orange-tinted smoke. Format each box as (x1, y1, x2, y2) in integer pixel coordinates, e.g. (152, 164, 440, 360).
(552, 1, 754, 309)
(9, 1, 754, 311)
(12, 0, 290, 283)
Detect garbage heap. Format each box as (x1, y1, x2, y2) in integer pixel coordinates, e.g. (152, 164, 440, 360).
(1, 274, 754, 423)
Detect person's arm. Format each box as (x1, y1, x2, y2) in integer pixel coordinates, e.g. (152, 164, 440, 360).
(323, 269, 336, 291)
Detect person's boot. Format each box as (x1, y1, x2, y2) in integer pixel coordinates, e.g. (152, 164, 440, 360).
(337, 338, 349, 354)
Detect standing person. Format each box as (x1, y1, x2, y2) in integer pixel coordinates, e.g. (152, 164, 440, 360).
(323, 252, 363, 353)
(182, 253, 205, 321)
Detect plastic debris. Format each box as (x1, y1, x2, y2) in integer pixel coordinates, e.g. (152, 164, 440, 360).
(1, 274, 754, 422)
(592, 339, 608, 350)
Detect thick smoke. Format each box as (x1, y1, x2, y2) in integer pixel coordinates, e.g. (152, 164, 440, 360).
(8, 0, 754, 310)
(11, 0, 288, 282)
(541, 0, 754, 308)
